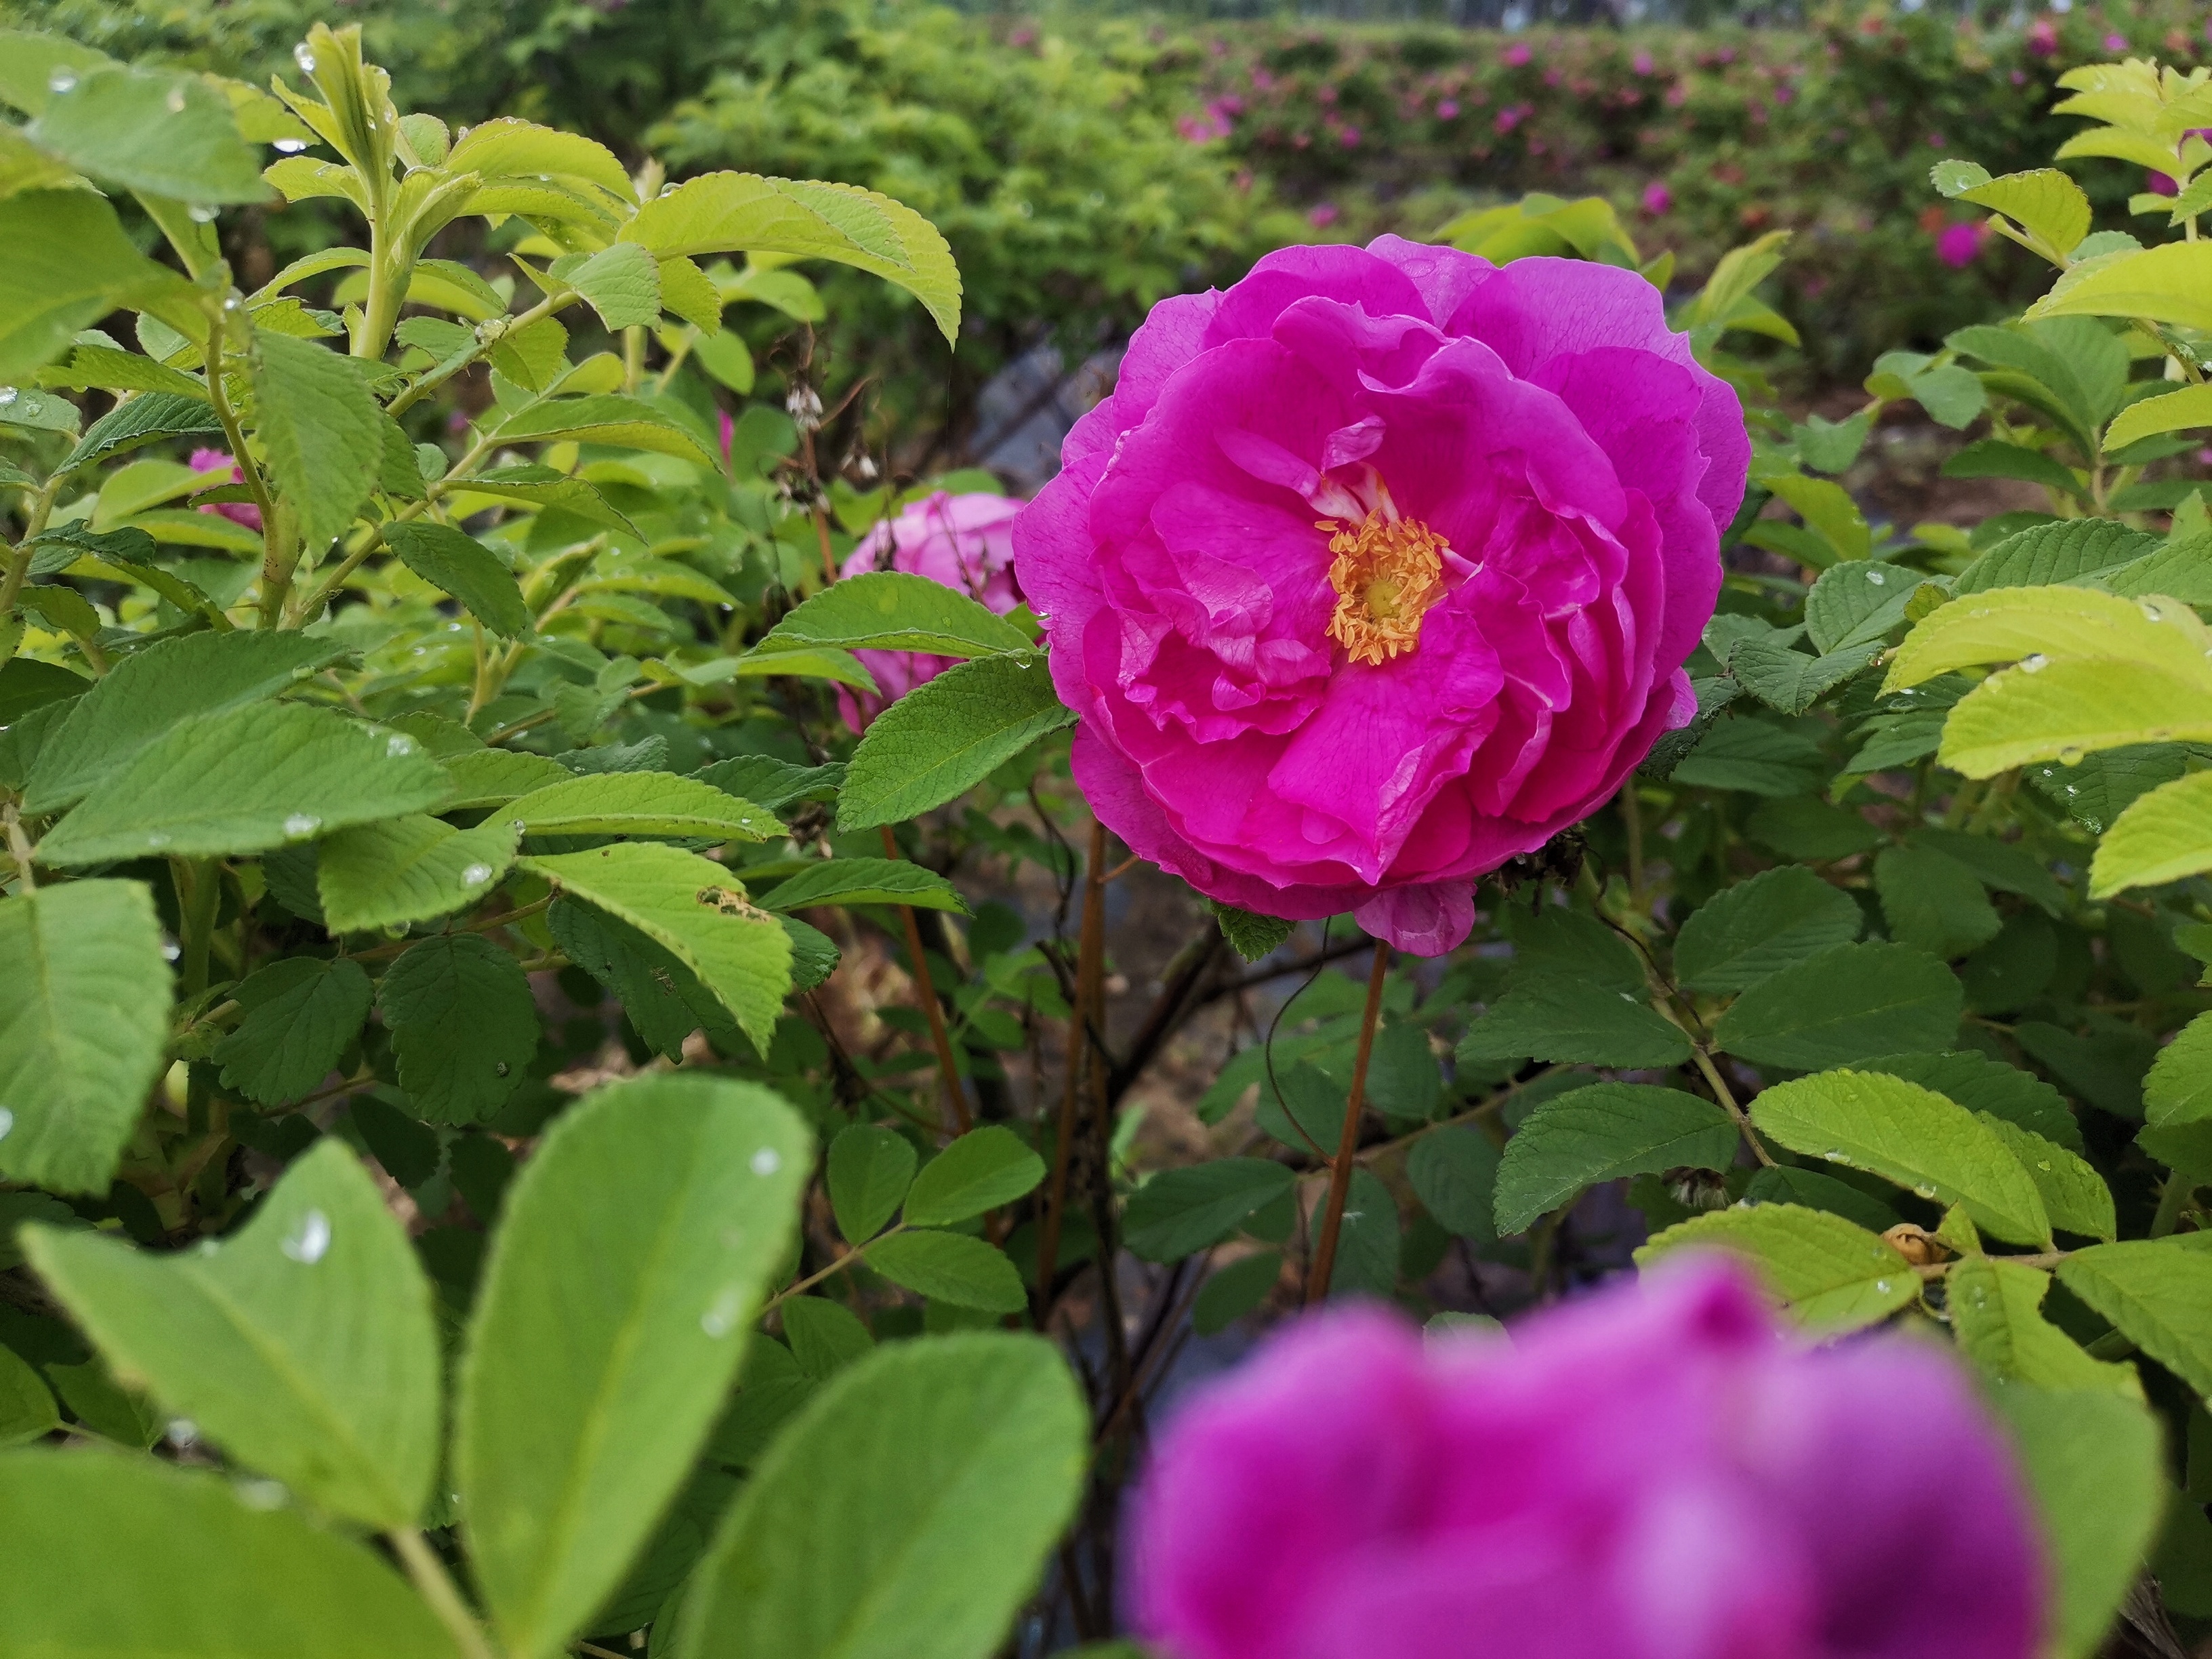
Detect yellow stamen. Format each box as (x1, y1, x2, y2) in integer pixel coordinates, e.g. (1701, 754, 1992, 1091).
(1321, 509, 1448, 666)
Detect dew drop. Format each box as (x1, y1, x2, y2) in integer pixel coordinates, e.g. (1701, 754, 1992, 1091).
(146, 831, 173, 849)
(2019, 653, 2048, 674)
(2037, 1160, 2052, 1171)
(161, 942, 182, 962)
(1865, 569, 1886, 586)
(222, 295, 242, 311)
(281, 1208, 331, 1264)
(47, 69, 77, 94)
(0, 388, 16, 407)
(283, 813, 322, 838)
(386, 733, 416, 757)
(1821, 1149, 1846, 1162)
(188, 205, 218, 224)
(293, 43, 317, 73)
(273, 137, 308, 154)
(494, 1061, 510, 1078)
(165, 1418, 199, 1448)
(237, 1479, 288, 1511)
(165, 84, 187, 113)
(750, 1147, 783, 1177)
(0, 1108, 13, 1142)
(700, 1286, 745, 1338)
(1874, 1278, 1892, 1294)
(462, 863, 493, 886)
(1913, 1184, 1938, 1200)
(2140, 600, 2167, 623)
(2057, 745, 2086, 766)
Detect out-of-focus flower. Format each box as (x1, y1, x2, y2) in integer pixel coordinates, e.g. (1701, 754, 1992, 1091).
(1130, 1261, 2043, 1659)
(2103, 31, 2129, 51)
(1436, 98, 1461, 120)
(1633, 49, 1655, 75)
(1307, 202, 1340, 228)
(1012, 238, 1744, 954)
(717, 408, 735, 466)
(836, 491, 1022, 731)
(2146, 129, 2212, 194)
(188, 448, 262, 531)
(1494, 104, 1530, 134)
(2027, 18, 2060, 56)
(1641, 180, 1673, 215)
(1937, 220, 1987, 268)
(1502, 41, 1532, 67)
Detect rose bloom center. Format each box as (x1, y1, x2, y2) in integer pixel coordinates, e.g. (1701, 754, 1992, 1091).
(1320, 504, 1450, 666)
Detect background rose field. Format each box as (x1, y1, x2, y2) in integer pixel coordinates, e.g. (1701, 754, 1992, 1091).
(1, 3, 2211, 1658)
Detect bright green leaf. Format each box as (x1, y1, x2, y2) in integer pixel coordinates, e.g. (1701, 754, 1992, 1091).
(836, 653, 1073, 832)
(380, 935, 537, 1125)
(757, 571, 1031, 661)
(1949, 1258, 2140, 1396)
(1635, 1202, 1918, 1332)
(826, 1125, 917, 1246)
(2057, 1238, 2212, 1399)
(1713, 942, 1963, 1070)
(903, 1127, 1044, 1229)
(316, 814, 519, 933)
(507, 772, 779, 842)
(865, 1231, 1025, 1312)
(254, 329, 382, 553)
(383, 521, 532, 639)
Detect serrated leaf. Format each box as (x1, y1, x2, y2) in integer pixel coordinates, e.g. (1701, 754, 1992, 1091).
(547, 898, 739, 1063)
(1942, 438, 2087, 499)
(0, 189, 184, 384)
(1856, 1049, 2083, 1151)
(2104, 383, 2212, 453)
(315, 815, 519, 934)
(437, 748, 572, 810)
(1673, 865, 1861, 992)
(1875, 842, 2003, 960)
(254, 329, 381, 552)
(2090, 771, 2212, 898)
(212, 956, 372, 1106)
(1950, 1258, 2138, 1396)
(826, 1125, 917, 1246)
(2032, 240, 2212, 331)
(1493, 1084, 1738, 1234)
(1954, 521, 2160, 596)
(2105, 534, 2212, 605)
(902, 1127, 1044, 1229)
(562, 242, 660, 332)
(525, 844, 792, 1057)
(491, 394, 718, 468)
(1976, 1114, 2114, 1241)
(2057, 1238, 2212, 1399)
(1669, 714, 1829, 796)
(754, 857, 968, 914)
(756, 571, 1030, 661)
(1804, 560, 1921, 654)
(54, 388, 223, 478)
(623, 172, 960, 344)
(1635, 1203, 1917, 1332)
(1741, 1164, 1902, 1233)
(1714, 942, 1963, 1069)
(459, 1073, 810, 1659)
(382, 520, 531, 638)
(445, 468, 640, 539)
(1456, 975, 1689, 1069)
(24, 1139, 438, 1527)
(2146, 1012, 2212, 1128)
(1123, 1159, 1295, 1263)
(379, 935, 537, 1125)
(1942, 658, 2212, 777)
(508, 772, 779, 842)
(1747, 1068, 2051, 1246)
(1727, 636, 1881, 714)
(1206, 902, 1294, 962)
(37, 702, 448, 866)
(444, 117, 632, 198)
(836, 653, 1073, 831)
(0, 880, 169, 1194)
(28, 64, 268, 204)
(0, 1449, 464, 1657)
(1944, 166, 2091, 255)
(693, 756, 844, 813)
(866, 1230, 1025, 1312)
(1406, 1125, 1501, 1243)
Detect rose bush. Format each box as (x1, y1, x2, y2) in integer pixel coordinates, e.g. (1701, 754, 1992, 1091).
(1016, 236, 1746, 955)
(1132, 1261, 2042, 1659)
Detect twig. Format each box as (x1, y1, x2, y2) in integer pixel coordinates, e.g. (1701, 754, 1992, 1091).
(1305, 942, 1391, 1305)
(1692, 1045, 1775, 1168)
(1103, 925, 1226, 1105)
(1036, 820, 1108, 1301)
(878, 825, 971, 1137)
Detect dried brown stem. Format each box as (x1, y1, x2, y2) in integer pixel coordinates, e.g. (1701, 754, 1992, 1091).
(1305, 941, 1391, 1305)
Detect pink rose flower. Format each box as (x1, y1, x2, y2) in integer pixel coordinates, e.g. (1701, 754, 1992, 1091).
(188, 448, 263, 531)
(1502, 41, 1532, 67)
(837, 491, 1022, 731)
(1130, 1262, 2043, 1659)
(2027, 18, 2059, 56)
(1012, 239, 1744, 955)
(1641, 180, 1673, 215)
(1307, 203, 1340, 228)
(1436, 98, 1460, 120)
(1936, 220, 1985, 268)
(2103, 31, 2129, 51)
(1633, 49, 1655, 75)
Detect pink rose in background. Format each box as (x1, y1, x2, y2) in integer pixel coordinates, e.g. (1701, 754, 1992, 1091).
(2027, 18, 2059, 56)
(837, 491, 1022, 731)
(1307, 202, 1340, 228)
(188, 449, 263, 531)
(1012, 237, 1744, 955)
(1130, 1263, 2042, 1659)
(1936, 220, 1986, 268)
(1435, 98, 1460, 120)
(1501, 41, 1532, 66)
(2146, 129, 2211, 194)
(1641, 180, 1673, 215)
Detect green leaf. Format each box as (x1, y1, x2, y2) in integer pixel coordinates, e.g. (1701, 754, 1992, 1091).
(29, 64, 268, 204)
(1406, 1125, 1501, 1243)
(547, 899, 742, 1062)
(0, 1347, 57, 1447)
(443, 117, 632, 197)
(1976, 1115, 2115, 1242)
(22, 630, 352, 814)
(826, 1125, 917, 1246)
(212, 956, 373, 1106)
(1744, 795, 1884, 861)
(382, 521, 531, 638)
(1493, 1084, 1739, 1235)
(1673, 865, 1861, 991)
(2104, 384, 2212, 453)
(0, 1448, 464, 1657)
(445, 468, 641, 540)
(1763, 473, 1872, 563)
(1954, 520, 2159, 596)
(754, 857, 968, 914)
(1208, 902, 1294, 962)
(54, 389, 222, 478)
(1635, 1202, 1918, 1332)
(1725, 636, 1881, 715)
(1804, 560, 1922, 654)
(562, 242, 661, 331)
(1942, 658, 2212, 778)
(1714, 941, 1963, 1069)
(1193, 1251, 1284, 1335)
(903, 1127, 1044, 1229)
(1123, 1159, 1295, 1263)
(507, 772, 779, 842)
(2033, 240, 2212, 332)
(2146, 1012, 2212, 1127)
(757, 571, 1030, 660)
(0, 880, 171, 1194)
(694, 756, 844, 813)
(2090, 771, 2212, 898)
(780, 1298, 873, 1383)
(2057, 1239, 2212, 1399)
(1856, 1049, 2083, 1152)
(437, 747, 573, 810)
(623, 172, 961, 345)
(254, 329, 382, 552)
(523, 844, 792, 1057)
(1948, 1258, 2139, 1396)
(316, 814, 520, 933)
(1941, 438, 2087, 499)
(866, 1231, 1025, 1312)
(1874, 842, 2003, 960)
(1988, 1385, 2167, 1659)
(1456, 975, 1689, 1069)
(380, 935, 538, 1126)
(1669, 715, 1829, 796)
(1741, 1164, 1902, 1233)
(459, 1073, 811, 1659)
(1938, 165, 2092, 255)
(1747, 1068, 2051, 1246)
(836, 653, 1073, 832)
(1909, 826, 2069, 917)
(2106, 533, 2212, 605)
(682, 1334, 1079, 1659)
(24, 1139, 438, 1528)
(37, 703, 449, 866)
(0, 189, 182, 384)
(491, 393, 719, 468)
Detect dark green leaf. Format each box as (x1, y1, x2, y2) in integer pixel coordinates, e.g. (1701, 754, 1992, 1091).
(826, 1125, 917, 1246)
(1714, 942, 1962, 1069)
(755, 857, 969, 915)
(1123, 1160, 1295, 1263)
(380, 935, 537, 1125)
(866, 1231, 1025, 1312)
(213, 956, 372, 1106)
(1494, 1084, 1739, 1234)
(1673, 865, 1861, 992)
(253, 330, 382, 552)
(1456, 975, 1689, 1069)
(837, 653, 1073, 831)
(384, 521, 532, 638)
(1406, 1125, 1501, 1243)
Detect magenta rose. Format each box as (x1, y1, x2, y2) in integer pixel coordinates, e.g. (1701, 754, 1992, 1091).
(1130, 1262, 2043, 1659)
(1013, 238, 1746, 954)
(838, 490, 1022, 731)
(188, 448, 263, 531)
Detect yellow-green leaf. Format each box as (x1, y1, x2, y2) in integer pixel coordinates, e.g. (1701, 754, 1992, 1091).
(2090, 771, 2212, 897)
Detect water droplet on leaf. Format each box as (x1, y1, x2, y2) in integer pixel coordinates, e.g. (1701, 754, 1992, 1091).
(1865, 569, 1885, 586)
(283, 813, 322, 838)
(293, 43, 317, 73)
(750, 1147, 782, 1177)
(462, 863, 493, 885)
(166, 84, 187, 113)
(0, 1109, 12, 1141)
(273, 137, 308, 154)
(281, 1208, 331, 1264)
(47, 70, 77, 94)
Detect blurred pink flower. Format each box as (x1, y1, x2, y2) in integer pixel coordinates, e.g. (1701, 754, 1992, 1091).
(188, 448, 262, 531)
(717, 408, 735, 465)
(2104, 31, 2129, 51)
(1633, 49, 1655, 75)
(1130, 1261, 2043, 1659)
(2027, 18, 2059, 56)
(1307, 202, 1340, 228)
(1641, 180, 1673, 215)
(1436, 98, 1461, 120)
(1936, 220, 1986, 268)
(1501, 41, 1532, 67)
(1338, 125, 1362, 148)
(2146, 130, 2212, 194)
(836, 491, 1023, 731)
(1494, 104, 1530, 134)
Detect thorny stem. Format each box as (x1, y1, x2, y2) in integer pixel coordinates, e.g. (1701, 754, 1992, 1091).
(1693, 1044, 1776, 1168)
(878, 825, 971, 1137)
(387, 1531, 498, 1659)
(1305, 942, 1391, 1305)
(1037, 820, 1108, 1303)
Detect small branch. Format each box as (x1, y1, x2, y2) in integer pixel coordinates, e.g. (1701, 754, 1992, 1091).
(878, 825, 972, 1138)
(760, 1227, 903, 1315)
(387, 1530, 497, 1659)
(1036, 819, 1108, 1303)
(1692, 1045, 1774, 1168)
(1305, 942, 1391, 1305)
(1104, 926, 1225, 1107)
(1197, 934, 1375, 1008)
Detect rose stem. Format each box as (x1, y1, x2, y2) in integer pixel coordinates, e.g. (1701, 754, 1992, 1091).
(1036, 819, 1109, 1307)
(1305, 940, 1392, 1306)
(878, 823, 972, 1137)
